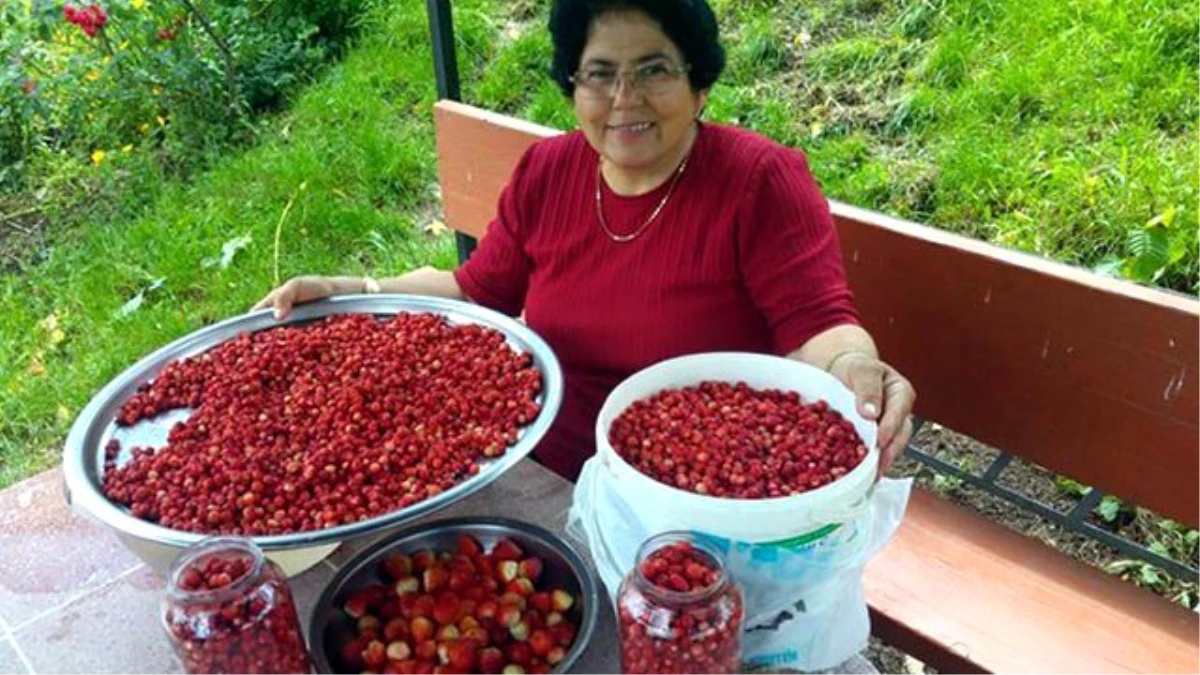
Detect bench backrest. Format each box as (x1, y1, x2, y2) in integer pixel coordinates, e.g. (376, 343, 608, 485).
(434, 100, 1200, 528)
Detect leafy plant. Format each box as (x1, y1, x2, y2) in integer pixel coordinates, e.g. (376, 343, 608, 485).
(0, 0, 364, 196)
(1094, 207, 1191, 286)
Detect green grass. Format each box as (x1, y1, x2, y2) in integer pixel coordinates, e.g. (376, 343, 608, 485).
(1, 0, 1197, 490)
(458, 0, 1198, 290)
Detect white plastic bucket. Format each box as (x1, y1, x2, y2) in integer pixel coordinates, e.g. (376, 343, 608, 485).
(570, 352, 909, 671)
(593, 352, 878, 544)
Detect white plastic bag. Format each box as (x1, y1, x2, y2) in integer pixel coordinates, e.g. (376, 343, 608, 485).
(567, 457, 911, 672)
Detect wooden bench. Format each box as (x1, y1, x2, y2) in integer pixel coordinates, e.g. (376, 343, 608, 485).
(431, 100, 1200, 673)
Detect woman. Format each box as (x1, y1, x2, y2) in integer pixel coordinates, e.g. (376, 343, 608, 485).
(254, 0, 915, 483)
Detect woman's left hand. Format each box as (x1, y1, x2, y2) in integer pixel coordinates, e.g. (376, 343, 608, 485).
(827, 353, 916, 475)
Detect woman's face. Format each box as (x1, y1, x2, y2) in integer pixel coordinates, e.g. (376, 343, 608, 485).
(573, 10, 706, 175)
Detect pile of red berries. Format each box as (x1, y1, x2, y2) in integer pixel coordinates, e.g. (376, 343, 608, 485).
(103, 313, 542, 535)
(338, 534, 580, 674)
(609, 381, 868, 498)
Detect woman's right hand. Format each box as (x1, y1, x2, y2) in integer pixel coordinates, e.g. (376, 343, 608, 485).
(251, 275, 340, 320)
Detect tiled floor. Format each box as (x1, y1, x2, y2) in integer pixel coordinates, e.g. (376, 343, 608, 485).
(0, 461, 619, 674)
(0, 469, 142, 631)
(0, 637, 30, 675)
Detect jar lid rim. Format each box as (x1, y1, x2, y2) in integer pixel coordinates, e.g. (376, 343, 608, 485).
(166, 535, 265, 601)
(632, 531, 729, 603)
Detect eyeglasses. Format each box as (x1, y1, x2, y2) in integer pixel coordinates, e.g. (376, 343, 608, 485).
(569, 60, 692, 100)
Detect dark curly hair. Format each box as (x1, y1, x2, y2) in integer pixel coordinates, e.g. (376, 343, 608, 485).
(548, 0, 725, 96)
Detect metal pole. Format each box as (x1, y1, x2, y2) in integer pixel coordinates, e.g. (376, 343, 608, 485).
(426, 0, 477, 264)
(426, 0, 461, 100)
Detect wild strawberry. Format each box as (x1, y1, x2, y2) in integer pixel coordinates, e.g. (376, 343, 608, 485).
(444, 640, 479, 672)
(456, 534, 483, 556)
(412, 550, 436, 573)
(529, 592, 552, 614)
(550, 621, 576, 647)
(410, 616, 435, 642)
(550, 589, 574, 612)
(340, 636, 369, 670)
(528, 629, 554, 656)
(395, 576, 420, 596)
(432, 592, 461, 626)
(381, 553, 413, 581)
(423, 566, 449, 594)
(358, 615, 382, 638)
(517, 557, 543, 582)
(478, 646, 505, 674)
(491, 538, 523, 561)
(505, 641, 533, 666)
(383, 617, 409, 642)
(415, 639, 438, 661)
(362, 639, 387, 669)
(496, 604, 523, 628)
(498, 592, 527, 611)
(505, 578, 535, 597)
(344, 585, 386, 618)
(496, 559, 519, 583)
(386, 641, 412, 661)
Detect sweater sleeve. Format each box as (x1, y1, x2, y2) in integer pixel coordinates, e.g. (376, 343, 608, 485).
(735, 146, 860, 355)
(452, 146, 537, 317)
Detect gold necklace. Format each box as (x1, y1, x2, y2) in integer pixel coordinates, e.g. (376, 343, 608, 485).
(595, 153, 691, 243)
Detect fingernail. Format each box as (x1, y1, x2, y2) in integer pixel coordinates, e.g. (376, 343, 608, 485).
(863, 402, 879, 418)
(273, 309, 284, 320)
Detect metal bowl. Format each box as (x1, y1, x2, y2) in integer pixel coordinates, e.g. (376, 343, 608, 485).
(61, 295, 564, 576)
(308, 517, 600, 673)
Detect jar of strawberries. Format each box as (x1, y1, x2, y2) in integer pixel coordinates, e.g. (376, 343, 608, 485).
(617, 532, 744, 674)
(161, 537, 311, 674)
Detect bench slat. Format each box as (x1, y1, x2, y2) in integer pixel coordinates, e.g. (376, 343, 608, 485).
(834, 205, 1199, 528)
(434, 101, 559, 240)
(867, 489, 1199, 673)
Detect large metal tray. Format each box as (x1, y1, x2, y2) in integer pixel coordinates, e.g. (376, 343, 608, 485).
(62, 295, 564, 561)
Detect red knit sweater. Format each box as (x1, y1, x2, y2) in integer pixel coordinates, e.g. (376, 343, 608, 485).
(454, 123, 859, 480)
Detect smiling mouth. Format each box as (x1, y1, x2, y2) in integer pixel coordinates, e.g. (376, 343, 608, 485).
(607, 121, 655, 132)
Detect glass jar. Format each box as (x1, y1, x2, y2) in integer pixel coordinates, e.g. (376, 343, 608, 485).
(617, 532, 744, 674)
(161, 537, 311, 674)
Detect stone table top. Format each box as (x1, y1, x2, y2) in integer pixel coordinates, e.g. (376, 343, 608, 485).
(0, 460, 619, 674)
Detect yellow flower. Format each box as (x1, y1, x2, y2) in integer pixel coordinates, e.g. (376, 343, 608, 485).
(131, 0, 147, 8)
(91, 149, 106, 166)
(85, 70, 100, 81)
(119, 40, 130, 51)
(121, 144, 134, 153)
(28, 354, 46, 377)
(102, 56, 111, 66)
(151, 86, 162, 96)
(139, 122, 151, 134)
(156, 115, 167, 126)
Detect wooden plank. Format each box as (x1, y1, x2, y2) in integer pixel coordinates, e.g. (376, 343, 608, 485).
(834, 204, 1200, 527)
(432, 99, 1199, 526)
(866, 489, 1200, 673)
(434, 101, 559, 240)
